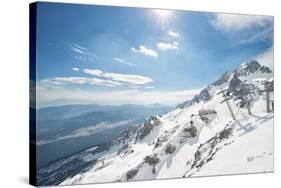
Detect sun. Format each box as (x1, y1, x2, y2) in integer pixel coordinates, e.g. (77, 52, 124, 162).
(154, 9, 172, 19)
(153, 9, 173, 29)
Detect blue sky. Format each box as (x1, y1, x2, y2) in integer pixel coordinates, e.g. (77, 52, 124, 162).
(35, 2, 273, 107)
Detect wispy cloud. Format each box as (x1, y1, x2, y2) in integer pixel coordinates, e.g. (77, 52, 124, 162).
(83, 69, 153, 85)
(103, 72, 153, 85)
(73, 43, 88, 51)
(168, 31, 179, 38)
(69, 42, 99, 63)
(74, 55, 88, 62)
(72, 67, 80, 72)
(209, 13, 273, 45)
(36, 86, 201, 107)
(131, 45, 158, 57)
(210, 13, 273, 32)
(42, 79, 67, 86)
(42, 77, 124, 87)
(144, 86, 155, 89)
(113, 58, 134, 66)
(239, 26, 273, 45)
(70, 43, 89, 55)
(83, 69, 103, 76)
(42, 68, 153, 88)
(157, 41, 179, 51)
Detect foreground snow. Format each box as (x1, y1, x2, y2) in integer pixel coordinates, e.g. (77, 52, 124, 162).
(195, 113, 273, 176)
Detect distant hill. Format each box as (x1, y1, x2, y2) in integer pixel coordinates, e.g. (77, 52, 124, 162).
(37, 104, 172, 122)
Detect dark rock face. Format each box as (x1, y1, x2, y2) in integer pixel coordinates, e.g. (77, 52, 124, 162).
(234, 83, 257, 108)
(199, 88, 212, 102)
(186, 124, 233, 175)
(191, 150, 202, 169)
(227, 75, 258, 108)
(234, 60, 261, 77)
(192, 87, 212, 103)
(245, 60, 261, 72)
(178, 88, 213, 108)
(126, 168, 139, 180)
(259, 66, 272, 73)
(117, 144, 129, 155)
(235, 83, 256, 97)
(183, 125, 197, 138)
(228, 76, 243, 93)
(218, 128, 233, 140)
(154, 134, 171, 148)
(212, 71, 231, 86)
(165, 144, 176, 154)
(138, 116, 161, 140)
(199, 109, 217, 123)
(194, 150, 201, 162)
(144, 154, 160, 166)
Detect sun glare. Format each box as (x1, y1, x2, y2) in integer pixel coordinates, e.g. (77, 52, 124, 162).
(153, 9, 173, 29)
(154, 9, 172, 19)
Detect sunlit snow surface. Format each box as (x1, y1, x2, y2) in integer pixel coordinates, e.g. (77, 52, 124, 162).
(60, 64, 273, 185)
(61, 96, 273, 185)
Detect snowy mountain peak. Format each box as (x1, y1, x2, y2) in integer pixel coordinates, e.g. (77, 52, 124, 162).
(235, 60, 272, 77)
(239, 60, 260, 70)
(178, 60, 272, 108)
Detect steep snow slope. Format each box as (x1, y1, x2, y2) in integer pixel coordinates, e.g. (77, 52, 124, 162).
(60, 60, 273, 185)
(195, 113, 273, 177)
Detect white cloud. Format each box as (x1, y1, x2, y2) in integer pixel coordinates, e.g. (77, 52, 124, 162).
(114, 58, 124, 63)
(144, 86, 155, 89)
(131, 45, 158, 57)
(113, 58, 134, 66)
(36, 85, 201, 107)
(82, 68, 153, 85)
(74, 55, 87, 61)
(43, 77, 85, 85)
(102, 72, 153, 85)
(69, 43, 99, 63)
(70, 43, 88, 54)
(157, 41, 179, 51)
(71, 47, 85, 54)
(42, 79, 67, 85)
(73, 43, 88, 51)
(72, 67, 80, 72)
(42, 77, 124, 87)
(168, 31, 179, 38)
(42, 69, 153, 87)
(83, 69, 103, 76)
(210, 13, 273, 31)
(239, 26, 273, 44)
(256, 47, 273, 70)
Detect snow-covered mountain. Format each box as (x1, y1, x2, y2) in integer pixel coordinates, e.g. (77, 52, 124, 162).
(60, 60, 274, 185)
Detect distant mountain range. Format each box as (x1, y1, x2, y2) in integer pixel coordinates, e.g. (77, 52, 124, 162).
(36, 104, 172, 169)
(37, 103, 172, 121)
